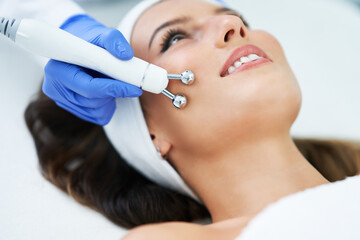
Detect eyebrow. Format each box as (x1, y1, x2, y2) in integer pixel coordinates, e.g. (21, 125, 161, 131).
(148, 7, 243, 50)
(148, 17, 190, 49)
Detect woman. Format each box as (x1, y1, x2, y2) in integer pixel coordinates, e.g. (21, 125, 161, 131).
(25, 0, 360, 239)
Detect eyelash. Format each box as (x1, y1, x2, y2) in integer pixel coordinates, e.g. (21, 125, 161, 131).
(160, 28, 189, 53)
(159, 14, 249, 53)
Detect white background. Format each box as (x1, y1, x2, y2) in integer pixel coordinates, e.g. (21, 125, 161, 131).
(0, 0, 359, 239)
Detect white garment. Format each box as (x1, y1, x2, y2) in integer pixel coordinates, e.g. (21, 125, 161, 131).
(0, 0, 84, 27)
(237, 175, 360, 240)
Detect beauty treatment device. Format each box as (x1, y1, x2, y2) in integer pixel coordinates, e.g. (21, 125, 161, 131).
(0, 17, 194, 109)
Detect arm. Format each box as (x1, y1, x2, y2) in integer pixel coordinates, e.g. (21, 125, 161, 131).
(0, 0, 84, 27)
(0, 0, 142, 125)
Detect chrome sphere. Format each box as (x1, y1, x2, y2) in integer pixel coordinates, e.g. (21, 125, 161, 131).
(180, 70, 195, 85)
(173, 95, 187, 109)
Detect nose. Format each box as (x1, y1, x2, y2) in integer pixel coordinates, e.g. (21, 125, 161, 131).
(203, 15, 248, 48)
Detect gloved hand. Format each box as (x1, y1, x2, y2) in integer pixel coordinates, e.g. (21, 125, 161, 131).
(43, 14, 142, 126)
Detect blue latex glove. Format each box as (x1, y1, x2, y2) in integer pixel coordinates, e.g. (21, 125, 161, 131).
(43, 14, 143, 126)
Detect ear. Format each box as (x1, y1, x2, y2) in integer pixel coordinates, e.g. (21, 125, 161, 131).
(150, 133, 172, 158)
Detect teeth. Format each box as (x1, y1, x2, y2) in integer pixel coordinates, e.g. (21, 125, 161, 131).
(248, 54, 262, 61)
(226, 53, 265, 75)
(240, 56, 251, 63)
(228, 66, 236, 74)
(234, 61, 242, 68)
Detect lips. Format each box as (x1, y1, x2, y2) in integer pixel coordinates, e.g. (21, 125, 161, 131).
(220, 44, 272, 77)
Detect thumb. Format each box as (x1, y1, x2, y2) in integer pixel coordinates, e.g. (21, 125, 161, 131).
(99, 28, 134, 60)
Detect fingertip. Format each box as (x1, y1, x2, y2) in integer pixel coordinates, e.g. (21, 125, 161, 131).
(107, 30, 134, 60)
(115, 40, 134, 60)
(120, 45, 134, 60)
(121, 83, 143, 97)
(129, 87, 143, 97)
(108, 81, 142, 98)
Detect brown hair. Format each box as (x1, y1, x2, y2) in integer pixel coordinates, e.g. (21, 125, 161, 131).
(25, 91, 360, 229)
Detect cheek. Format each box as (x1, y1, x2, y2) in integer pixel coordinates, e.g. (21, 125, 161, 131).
(175, 70, 302, 158)
(143, 31, 302, 157)
(244, 30, 301, 117)
(251, 30, 289, 67)
(174, 63, 300, 154)
(152, 42, 209, 74)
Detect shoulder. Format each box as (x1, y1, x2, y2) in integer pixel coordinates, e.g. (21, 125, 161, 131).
(122, 221, 210, 240)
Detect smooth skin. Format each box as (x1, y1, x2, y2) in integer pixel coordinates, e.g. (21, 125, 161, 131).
(123, 0, 329, 239)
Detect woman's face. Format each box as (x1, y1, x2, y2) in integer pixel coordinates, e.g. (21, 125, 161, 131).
(131, 0, 302, 161)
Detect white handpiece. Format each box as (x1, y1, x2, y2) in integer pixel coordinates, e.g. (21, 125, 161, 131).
(2, 18, 168, 94)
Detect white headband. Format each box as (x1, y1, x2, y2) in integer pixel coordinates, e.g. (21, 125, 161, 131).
(104, 0, 223, 203)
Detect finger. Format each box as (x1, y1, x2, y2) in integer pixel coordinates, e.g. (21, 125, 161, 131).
(70, 93, 113, 109)
(83, 68, 111, 80)
(85, 77, 143, 99)
(44, 60, 87, 93)
(45, 60, 142, 99)
(55, 99, 116, 126)
(46, 57, 109, 88)
(44, 79, 113, 108)
(97, 28, 134, 60)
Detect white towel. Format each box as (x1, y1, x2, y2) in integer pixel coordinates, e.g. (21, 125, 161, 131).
(237, 175, 360, 240)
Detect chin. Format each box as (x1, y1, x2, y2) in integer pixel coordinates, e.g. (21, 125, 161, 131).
(264, 77, 302, 131)
(239, 71, 302, 134)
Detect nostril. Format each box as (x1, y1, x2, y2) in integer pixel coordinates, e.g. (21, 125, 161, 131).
(240, 27, 245, 38)
(224, 29, 234, 42)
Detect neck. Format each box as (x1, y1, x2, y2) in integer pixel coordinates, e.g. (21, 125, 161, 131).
(176, 133, 329, 223)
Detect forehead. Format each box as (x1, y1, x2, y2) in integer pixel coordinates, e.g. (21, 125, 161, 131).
(131, 0, 220, 57)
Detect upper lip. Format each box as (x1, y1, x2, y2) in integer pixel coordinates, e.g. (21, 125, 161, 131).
(220, 44, 271, 77)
